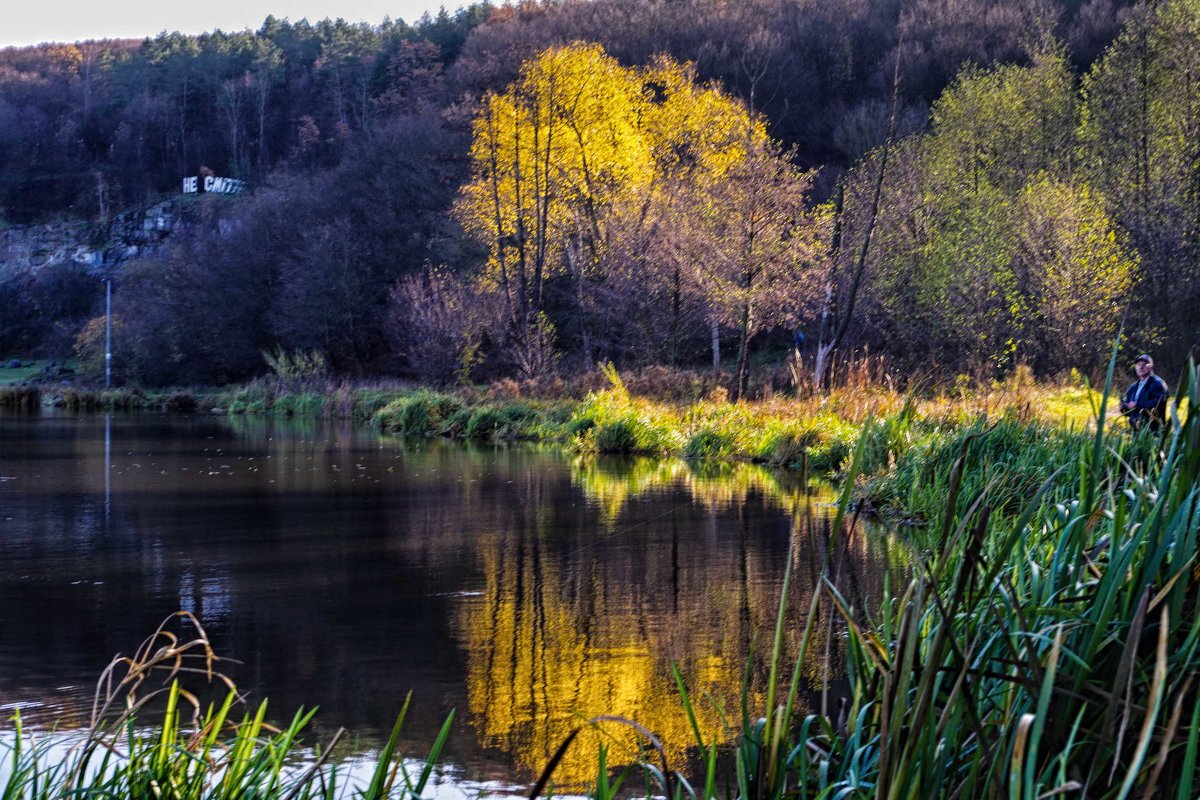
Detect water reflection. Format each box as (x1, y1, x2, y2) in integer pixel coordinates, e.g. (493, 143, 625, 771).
(571, 455, 837, 520)
(454, 454, 900, 785)
(0, 413, 905, 791)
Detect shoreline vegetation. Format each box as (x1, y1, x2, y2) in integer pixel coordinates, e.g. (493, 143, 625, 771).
(0, 361, 1149, 521)
(3, 357, 1197, 797)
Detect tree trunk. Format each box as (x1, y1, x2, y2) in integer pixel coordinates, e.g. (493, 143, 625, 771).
(812, 45, 903, 391)
(711, 318, 720, 371)
(735, 302, 751, 401)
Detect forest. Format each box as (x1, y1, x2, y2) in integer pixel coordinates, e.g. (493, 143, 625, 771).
(1, 0, 1196, 389)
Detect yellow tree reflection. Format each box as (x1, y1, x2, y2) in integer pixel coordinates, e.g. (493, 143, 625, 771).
(452, 481, 900, 787)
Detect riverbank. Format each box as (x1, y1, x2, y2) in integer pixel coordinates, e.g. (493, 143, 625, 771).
(1, 366, 1116, 521)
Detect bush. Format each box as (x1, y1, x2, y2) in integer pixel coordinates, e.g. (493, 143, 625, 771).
(809, 433, 854, 472)
(164, 392, 197, 412)
(593, 417, 642, 453)
(763, 427, 822, 468)
(376, 391, 465, 436)
(586, 413, 678, 455)
(465, 402, 537, 439)
(273, 393, 324, 417)
(683, 428, 735, 460)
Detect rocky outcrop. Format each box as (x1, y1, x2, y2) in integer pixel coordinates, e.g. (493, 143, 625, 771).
(0, 202, 177, 278)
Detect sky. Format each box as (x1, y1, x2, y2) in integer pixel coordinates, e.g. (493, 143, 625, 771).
(1, 0, 453, 48)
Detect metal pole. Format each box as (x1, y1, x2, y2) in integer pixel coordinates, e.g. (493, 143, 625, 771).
(105, 277, 112, 389)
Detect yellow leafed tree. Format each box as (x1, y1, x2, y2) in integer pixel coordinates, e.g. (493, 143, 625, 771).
(455, 42, 770, 366)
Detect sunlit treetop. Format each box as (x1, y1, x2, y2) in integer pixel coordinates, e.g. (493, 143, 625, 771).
(457, 42, 768, 291)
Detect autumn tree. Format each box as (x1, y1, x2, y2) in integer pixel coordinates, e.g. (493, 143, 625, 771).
(1013, 175, 1137, 373)
(456, 42, 823, 380)
(855, 43, 1138, 377)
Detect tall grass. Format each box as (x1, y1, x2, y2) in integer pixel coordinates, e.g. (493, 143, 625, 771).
(0, 613, 454, 800)
(0, 386, 40, 408)
(557, 357, 1200, 798)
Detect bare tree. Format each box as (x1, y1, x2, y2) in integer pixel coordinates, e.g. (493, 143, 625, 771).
(813, 42, 905, 389)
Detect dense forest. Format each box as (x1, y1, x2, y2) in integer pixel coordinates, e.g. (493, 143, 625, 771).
(2, 0, 1196, 389)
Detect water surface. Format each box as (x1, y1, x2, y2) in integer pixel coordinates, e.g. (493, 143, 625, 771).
(0, 411, 905, 792)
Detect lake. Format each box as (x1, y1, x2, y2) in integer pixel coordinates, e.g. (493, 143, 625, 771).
(0, 411, 905, 794)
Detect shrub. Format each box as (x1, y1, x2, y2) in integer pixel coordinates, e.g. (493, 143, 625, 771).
(164, 392, 197, 412)
(763, 427, 822, 468)
(273, 393, 325, 417)
(465, 402, 537, 439)
(587, 413, 678, 455)
(683, 428, 735, 460)
(593, 417, 642, 453)
(376, 391, 465, 436)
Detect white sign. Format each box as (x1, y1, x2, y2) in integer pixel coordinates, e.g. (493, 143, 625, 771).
(181, 175, 247, 194)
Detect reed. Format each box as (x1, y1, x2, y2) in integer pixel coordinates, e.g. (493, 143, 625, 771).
(0, 386, 40, 408)
(572, 355, 1200, 798)
(0, 613, 454, 800)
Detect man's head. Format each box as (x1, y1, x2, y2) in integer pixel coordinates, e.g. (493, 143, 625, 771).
(1134, 354, 1154, 379)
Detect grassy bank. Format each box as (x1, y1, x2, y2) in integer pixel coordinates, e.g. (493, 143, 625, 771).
(0, 366, 1145, 523)
(4, 362, 1196, 798)
(581, 358, 1200, 799)
(370, 368, 1114, 520)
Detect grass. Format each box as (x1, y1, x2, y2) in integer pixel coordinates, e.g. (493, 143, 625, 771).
(0, 362, 44, 387)
(549, 353, 1200, 798)
(1, 613, 456, 800)
(0, 359, 84, 386)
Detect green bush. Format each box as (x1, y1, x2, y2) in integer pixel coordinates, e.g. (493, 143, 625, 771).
(351, 389, 399, 420)
(683, 428, 735, 460)
(587, 413, 677, 454)
(566, 411, 598, 438)
(227, 385, 272, 415)
(808, 430, 855, 472)
(273, 393, 324, 417)
(763, 427, 822, 468)
(592, 417, 641, 453)
(465, 402, 537, 439)
(376, 391, 465, 436)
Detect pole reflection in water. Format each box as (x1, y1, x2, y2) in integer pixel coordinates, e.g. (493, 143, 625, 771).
(104, 412, 111, 526)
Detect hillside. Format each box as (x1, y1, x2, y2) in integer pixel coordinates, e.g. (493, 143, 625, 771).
(3, 0, 1195, 388)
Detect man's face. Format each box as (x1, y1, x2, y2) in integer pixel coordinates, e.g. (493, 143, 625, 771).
(1135, 360, 1152, 379)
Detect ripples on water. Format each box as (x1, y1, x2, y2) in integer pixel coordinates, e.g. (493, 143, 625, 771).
(0, 411, 907, 791)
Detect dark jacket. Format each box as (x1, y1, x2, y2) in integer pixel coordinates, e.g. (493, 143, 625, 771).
(1122, 374, 1169, 431)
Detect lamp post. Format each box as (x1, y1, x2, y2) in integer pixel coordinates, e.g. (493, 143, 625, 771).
(105, 273, 112, 389)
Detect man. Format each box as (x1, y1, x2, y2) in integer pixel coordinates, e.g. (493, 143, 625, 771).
(1121, 354, 1169, 433)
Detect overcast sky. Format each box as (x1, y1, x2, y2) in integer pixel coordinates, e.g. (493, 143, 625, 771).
(2, 0, 453, 48)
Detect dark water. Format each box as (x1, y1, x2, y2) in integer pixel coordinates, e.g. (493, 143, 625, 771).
(0, 411, 905, 792)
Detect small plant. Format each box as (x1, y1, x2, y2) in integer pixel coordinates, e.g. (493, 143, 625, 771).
(683, 428, 735, 460)
(598, 361, 629, 401)
(376, 391, 465, 436)
(510, 312, 560, 380)
(262, 346, 328, 384)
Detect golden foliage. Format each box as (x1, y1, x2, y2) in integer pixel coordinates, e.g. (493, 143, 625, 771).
(456, 42, 765, 313)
